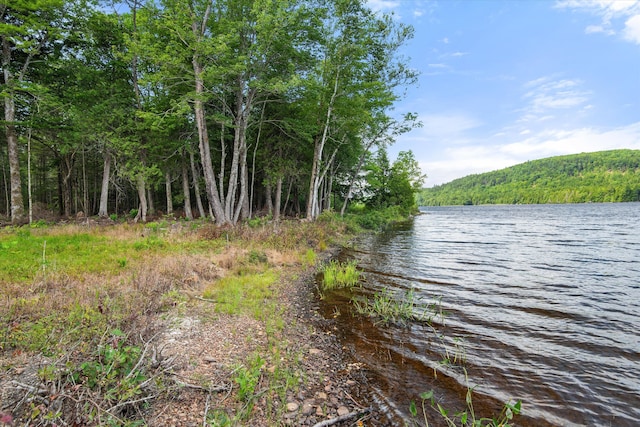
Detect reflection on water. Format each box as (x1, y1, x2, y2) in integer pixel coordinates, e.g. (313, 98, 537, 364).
(320, 203, 640, 427)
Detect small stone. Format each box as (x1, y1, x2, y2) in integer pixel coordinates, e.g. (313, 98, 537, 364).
(286, 402, 299, 412)
(316, 392, 328, 401)
(346, 380, 356, 386)
(337, 406, 350, 416)
(302, 402, 315, 415)
(309, 348, 322, 356)
(316, 406, 324, 416)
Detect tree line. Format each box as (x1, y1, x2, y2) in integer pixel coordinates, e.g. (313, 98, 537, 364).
(1, 0, 423, 225)
(418, 149, 640, 206)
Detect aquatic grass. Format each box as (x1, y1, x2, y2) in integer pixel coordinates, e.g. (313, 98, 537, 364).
(320, 260, 361, 291)
(352, 288, 432, 326)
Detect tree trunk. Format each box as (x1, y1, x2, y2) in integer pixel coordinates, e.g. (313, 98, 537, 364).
(274, 176, 282, 222)
(61, 154, 75, 218)
(165, 171, 173, 215)
(98, 151, 111, 217)
(192, 57, 225, 223)
(189, 150, 206, 219)
(265, 182, 273, 215)
(307, 69, 340, 220)
(147, 187, 155, 216)
(182, 160, 193, 220)
(3, 82, 25, 223)
(27, 128, 33, 224)
(134, 174, 147, 223)
(1, 150, 9, 217)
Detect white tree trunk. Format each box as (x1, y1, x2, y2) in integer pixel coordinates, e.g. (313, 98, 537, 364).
(98, 151, 111, 217)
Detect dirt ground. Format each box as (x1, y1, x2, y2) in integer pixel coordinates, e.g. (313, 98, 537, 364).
(145, 268, 374, 427)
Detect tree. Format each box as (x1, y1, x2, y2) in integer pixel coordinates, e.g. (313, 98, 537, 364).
(1, 0, 68, 223)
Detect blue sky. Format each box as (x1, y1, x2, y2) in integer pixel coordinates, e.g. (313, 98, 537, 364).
(368, 0, 640, 187)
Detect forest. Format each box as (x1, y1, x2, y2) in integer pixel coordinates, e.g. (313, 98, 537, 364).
(417, 149, 640, 206)
(1, 0, 423, 226)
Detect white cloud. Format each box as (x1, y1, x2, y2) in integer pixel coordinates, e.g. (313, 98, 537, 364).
(556, 0, 640, 44)
(519, 77, 591, 121)
(366, 0, 400, 12)
(414, 122, 640, 187)
(623, 14, 640, 42)
(418, 113, 483, 139)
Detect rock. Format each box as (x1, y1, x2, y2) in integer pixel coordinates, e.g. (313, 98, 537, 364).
(286, 402, 299, 412)
(309, 348, 322, 356)
(316, 406, 324, 416)
(337, 406, 350, 416)
(316, 392, 327, 401)
(302, 402, 315, 415)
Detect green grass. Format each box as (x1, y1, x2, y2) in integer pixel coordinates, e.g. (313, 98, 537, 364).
(0, 228, 159, 283)
(320, 260, 361, 291)
(203, 270, 278, 318)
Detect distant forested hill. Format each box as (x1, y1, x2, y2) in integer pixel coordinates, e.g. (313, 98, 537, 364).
(417, 149, 640, 206)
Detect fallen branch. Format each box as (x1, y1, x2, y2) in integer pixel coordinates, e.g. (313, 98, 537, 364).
(311, 407, 371, 427)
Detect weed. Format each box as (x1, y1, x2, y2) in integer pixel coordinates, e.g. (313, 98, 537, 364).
(410, 369, 522, 427)
(247, 249, 268, 264)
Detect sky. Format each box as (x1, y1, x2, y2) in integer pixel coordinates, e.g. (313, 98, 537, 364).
(367, 0, 640, 187)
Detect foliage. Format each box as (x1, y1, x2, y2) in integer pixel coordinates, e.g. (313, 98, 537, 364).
(418, 149, 640, 206)
(1, 0, 420, 225)
(364, 148, 425, 214)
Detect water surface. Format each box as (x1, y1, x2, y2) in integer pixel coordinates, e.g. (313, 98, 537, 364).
(321, 203, 640, 426)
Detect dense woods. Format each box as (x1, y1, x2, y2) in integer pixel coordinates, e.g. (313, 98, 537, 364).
(1, 0, 420, 225)
(418, 149, 640, 206)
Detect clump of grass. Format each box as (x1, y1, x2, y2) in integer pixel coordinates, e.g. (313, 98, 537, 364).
(352, 288, 420, 326)
(302, 248, 317, 267)
(320, 260, 361, 291)
(203, 271, 278, 318)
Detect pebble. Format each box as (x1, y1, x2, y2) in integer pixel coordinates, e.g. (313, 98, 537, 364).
(302, 402, 315, 415)
(337, 406, 350, 416)
(286, 402, 299, 412)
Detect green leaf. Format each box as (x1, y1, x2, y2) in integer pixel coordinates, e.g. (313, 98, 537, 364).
(409, 400, 417, 417)
(420, 390, 434, 401)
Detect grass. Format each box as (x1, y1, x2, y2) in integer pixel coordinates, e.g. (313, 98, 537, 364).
(320, 260, 361, 291)
(0, 217, 355, 426)
(352, 288, 416, 325)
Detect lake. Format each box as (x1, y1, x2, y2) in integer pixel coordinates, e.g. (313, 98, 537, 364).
(320, 203, 640, 426)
